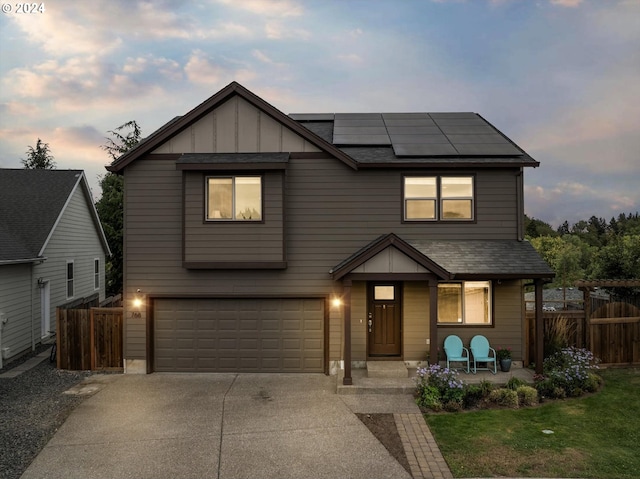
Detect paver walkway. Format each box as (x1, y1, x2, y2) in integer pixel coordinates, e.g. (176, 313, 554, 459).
(395, 413, 453, 479)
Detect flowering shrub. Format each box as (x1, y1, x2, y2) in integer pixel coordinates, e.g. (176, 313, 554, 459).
(536, 347, 601, 398)
(415, 364, 465, 410)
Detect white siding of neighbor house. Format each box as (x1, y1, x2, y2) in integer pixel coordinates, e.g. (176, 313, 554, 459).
(0, 263, 34, 363)
(34, 184, 106, 323)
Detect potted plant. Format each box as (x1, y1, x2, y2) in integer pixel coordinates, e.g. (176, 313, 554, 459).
(496, 347, 512, 372)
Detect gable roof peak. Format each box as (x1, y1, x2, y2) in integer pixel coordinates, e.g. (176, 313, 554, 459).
(107, 81, 357, 173)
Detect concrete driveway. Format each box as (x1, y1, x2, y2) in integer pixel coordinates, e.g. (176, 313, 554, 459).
(20, 373, 412, 479)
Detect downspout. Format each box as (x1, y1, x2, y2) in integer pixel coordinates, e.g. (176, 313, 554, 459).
(516, 169, 524, 241)
(30, 265, 35, 352)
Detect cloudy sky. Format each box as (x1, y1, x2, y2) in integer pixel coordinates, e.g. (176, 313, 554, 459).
(1, 0, 638, 227)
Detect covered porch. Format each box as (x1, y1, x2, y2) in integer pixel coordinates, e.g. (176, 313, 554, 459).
(329, 233, 555, 386)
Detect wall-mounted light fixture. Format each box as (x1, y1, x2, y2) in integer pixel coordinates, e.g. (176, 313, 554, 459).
(37, 277, 45, 288)
(332, 297, 342, 308)
(132, 289, 143, 318)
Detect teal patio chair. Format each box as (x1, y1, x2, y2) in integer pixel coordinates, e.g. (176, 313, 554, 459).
(443, 335, 469, 373)
(470, 335, 497, 374)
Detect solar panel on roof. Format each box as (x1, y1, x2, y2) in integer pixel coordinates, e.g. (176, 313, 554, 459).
(333, 126, 388, 135)
(453, 144, 522, 156)
(432, 118, 488, 126)
(446, 134, 507, 144)
(386, 126, 442, 135)
(382, 113, 430, 120)
(438, 125, 496, 135)
(393, 144, 458, 156)
(389, 134, 450, 144)
(333, 134, 391, 145)
(334, 113, 382, 120)
(383, 119, 437, 127)
(428, 112, 478, 119)
(333, 119, 385, 127)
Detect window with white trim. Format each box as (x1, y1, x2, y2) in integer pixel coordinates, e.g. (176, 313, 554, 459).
(206, 176, 262, 221)
(437, 281, 491, 325)
(66, 261, 74, 299)
(404, 176, 474, 221)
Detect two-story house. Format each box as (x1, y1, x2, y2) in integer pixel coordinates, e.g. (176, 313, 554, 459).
(0, 169, 110, 368)
(107, 82, 553, 380)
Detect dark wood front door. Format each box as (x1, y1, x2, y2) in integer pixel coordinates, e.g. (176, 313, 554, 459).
(368, 283, 402, 357)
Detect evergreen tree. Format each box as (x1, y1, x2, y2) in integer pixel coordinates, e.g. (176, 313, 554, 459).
(22, 138, 56, 169)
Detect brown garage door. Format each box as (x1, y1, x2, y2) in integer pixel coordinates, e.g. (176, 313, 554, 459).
(153, 298, 324, 372)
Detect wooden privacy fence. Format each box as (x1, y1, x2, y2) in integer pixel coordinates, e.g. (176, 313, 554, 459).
(526, 301, 640, 366)
(589, 302, 640, 365)
(56, 307, 124, 371)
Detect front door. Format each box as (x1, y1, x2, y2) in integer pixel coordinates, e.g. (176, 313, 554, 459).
(367, 283, 401, 357)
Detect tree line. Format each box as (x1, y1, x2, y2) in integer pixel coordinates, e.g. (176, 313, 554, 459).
(525, 214, 640, 296)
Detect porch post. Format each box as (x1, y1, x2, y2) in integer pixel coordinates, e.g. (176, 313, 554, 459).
(535, 279, 544, 374)
(342, 279, 353, 385)
(429, 280, 438, 366)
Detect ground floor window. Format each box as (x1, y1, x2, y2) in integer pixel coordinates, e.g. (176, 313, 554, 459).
(437, 281, 491, 325)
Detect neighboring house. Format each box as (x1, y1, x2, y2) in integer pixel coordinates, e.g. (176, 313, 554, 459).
(525, 287, 610, 311)
(0, 169, 110, 368)
(107, 81, 554, 379)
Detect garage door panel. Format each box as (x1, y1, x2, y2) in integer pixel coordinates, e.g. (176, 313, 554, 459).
(154, 298, 324, 372)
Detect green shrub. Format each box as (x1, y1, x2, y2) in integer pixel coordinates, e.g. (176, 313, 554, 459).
(463, 384, 483, 409)
(584, 372, 603, 393)
(478, 379, 494, 397)
(416, 384, 442, 411)
(505, 377, 527, 391)
(516, 386, 539, 406)
(488, 388, 519, 408)
(444, 399, 463, 412)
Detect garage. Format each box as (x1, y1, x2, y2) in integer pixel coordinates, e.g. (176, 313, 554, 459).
(153, 298, 325, 372)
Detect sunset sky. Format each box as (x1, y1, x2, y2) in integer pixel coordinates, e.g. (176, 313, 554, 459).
(1, 0, 638, 227)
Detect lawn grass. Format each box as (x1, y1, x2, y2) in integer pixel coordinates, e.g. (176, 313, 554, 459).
(425, 368, 640, 478)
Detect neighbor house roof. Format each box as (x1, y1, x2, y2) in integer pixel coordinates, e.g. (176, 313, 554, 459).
(0, 169, 111, 264)
(330, 233, 554, 280)
(107, 81, 539, 173)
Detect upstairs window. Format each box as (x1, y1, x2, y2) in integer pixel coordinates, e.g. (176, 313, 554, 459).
(206, 176, 262, 221)
(404, 177, 437, 220)
(441, 177, 473, 219)
(437, 281, 491, 325)
(404, 176, 474, 221)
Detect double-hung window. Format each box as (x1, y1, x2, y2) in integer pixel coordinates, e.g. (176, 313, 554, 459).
(206, 176, 262, 221)
(437, 281, 491, 325)
(404, 176, 474, 221)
